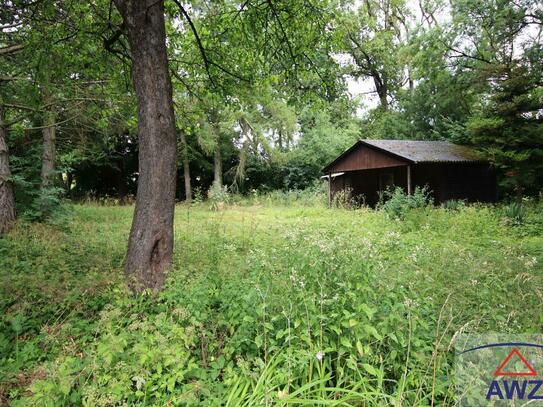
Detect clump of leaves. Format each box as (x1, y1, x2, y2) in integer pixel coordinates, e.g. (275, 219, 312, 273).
(332, 187, 358, 208)
(381, 186, 433, 219)
(247, 180, 328, 207)
(208, 183, 230, 211)
(502, 201, 527, 226)
(442, 199, 466, 211)
(192, 186, 205, 204)
(23, 186, 66, 223)
(9, 149, 66, 223)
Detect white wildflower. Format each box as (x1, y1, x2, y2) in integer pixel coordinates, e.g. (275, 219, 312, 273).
(525, 256, 538, 269)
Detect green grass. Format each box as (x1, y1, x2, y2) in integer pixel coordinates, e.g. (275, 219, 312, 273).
(1, 201, 542, 405)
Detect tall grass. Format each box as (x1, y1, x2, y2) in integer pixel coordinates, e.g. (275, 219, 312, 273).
(0, 200, 542, 405)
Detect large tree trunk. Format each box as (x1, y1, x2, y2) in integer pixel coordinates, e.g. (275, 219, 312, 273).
(40, 86, 56, 188)
(213, 143, 222, 188)
(0, 103, 16, 235)
(372, 73, 388, 111)
(180, 131, 191, 202)
(114, 0, 177, 293)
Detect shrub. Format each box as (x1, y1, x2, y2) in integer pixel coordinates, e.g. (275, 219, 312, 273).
(243, 180, 328, 207)
(9, 146, 66, 223)
(502, 201, 527, 226)
(381, 186, 433, 219)
(409, 185, 433, 208)
(332, 187, 357, 208)
(22, 186, 66, 223)
(192, 186, 205, 204)
(208, 183, 230, 211)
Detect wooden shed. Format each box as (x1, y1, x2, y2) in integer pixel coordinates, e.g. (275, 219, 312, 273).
(322, 140, 497, 206)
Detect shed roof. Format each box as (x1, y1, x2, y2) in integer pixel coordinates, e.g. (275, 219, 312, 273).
(323, 139, 483, 173)
(362, 140, 481, 163)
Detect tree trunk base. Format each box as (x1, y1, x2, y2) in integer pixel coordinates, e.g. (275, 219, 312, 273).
(125, 228, 173, 293)
(0, 181, 16, 235)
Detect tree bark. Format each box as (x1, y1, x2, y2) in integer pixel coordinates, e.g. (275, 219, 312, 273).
(0, 103, 16, 235)
(372, 73, 388, 111)
(114, 0, 178, 293)
(180, 131, 192, 202)
(40, 86, 56, 189)
(213, 141, 222, 188)
(65, 172, 73, 197)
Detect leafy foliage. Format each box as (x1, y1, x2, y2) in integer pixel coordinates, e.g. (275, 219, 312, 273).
(381, 186, 433, 220)
(2, 0, 542, 214)
(1, 202, 542, 405)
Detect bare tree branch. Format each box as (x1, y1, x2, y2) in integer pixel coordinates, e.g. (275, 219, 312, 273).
(0, 44, 25, 56)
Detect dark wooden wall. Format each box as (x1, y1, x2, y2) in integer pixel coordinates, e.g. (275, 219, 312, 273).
(331, 166, 408, 206)
(330, 163, 496, 206)
(327, 144, 406, 173)
(412, 163, 496, 203)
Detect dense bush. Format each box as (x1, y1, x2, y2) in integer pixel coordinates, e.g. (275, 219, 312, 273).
(9, 148, 65, 222)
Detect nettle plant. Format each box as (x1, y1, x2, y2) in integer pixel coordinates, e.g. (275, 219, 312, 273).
(218, 225, 450, 405)
(17, 212, 455, 406)
(380, 186, 433, 220)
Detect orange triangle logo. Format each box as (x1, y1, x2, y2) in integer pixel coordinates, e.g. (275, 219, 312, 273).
(494, 348, 537, 377)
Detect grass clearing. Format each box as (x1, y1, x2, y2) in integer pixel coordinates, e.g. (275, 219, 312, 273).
(1, 202, 542, 405)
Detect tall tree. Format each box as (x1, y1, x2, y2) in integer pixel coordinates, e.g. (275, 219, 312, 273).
(447, 0, 543, 195)
(39, 73, 56, 189)
(113, 0, 177, 293)
(0, 101, 16, 234)
(0, 2, 27, 230)
(111, 0, 343, 291)
(339, 0, 411, 111)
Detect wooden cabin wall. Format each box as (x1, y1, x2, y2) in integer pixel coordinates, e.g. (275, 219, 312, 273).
(330, 166, 408, 206)
(330, 163, 496, 206)
(412, 163, 497, 203)
(327, 145, 406, 173)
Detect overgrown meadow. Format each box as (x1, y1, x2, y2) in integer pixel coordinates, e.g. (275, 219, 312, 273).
(1, 195, 542, 406)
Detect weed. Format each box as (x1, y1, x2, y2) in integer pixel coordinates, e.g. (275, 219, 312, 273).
(381, 186, 433, 219)
(502, 201, 527, 226)
(0, 201, 541, 405)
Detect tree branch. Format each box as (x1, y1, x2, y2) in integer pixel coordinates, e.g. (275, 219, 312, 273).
(0, 44, 25, 56)
(441, 40, 493, 65)
(172, 0, 217, 89)
(1, 103, 40, 112)
(266, 0, 296, 66)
